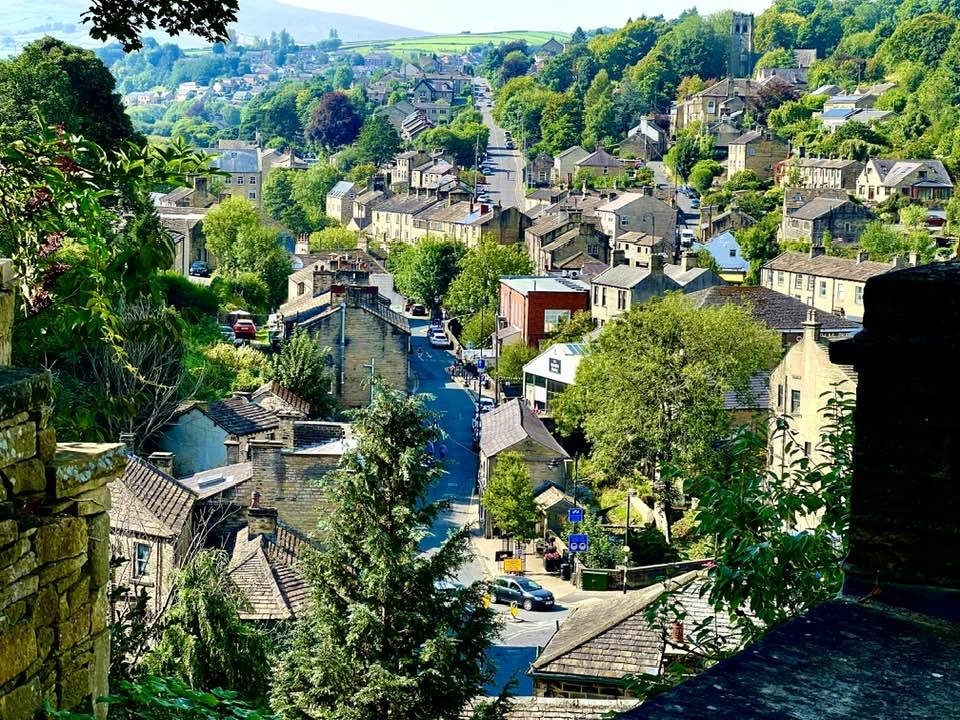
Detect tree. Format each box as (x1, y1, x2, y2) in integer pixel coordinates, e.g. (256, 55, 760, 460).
(736, 214, 782, 284)
(144, 550, 273, 706)
(332, 63, 354, 90)
(500, 50, 533, 83)
(539, 92, 584, 156)
(82, 0, 237, 51)
(899, 203, 927, 231)
(445, 239, 532, 315)
(291, 163, 342, 229)
(688, 159, 724, 194)
(664, 128, 712, 182)
(553, 294, 781, 538)
(356, 113, 402, 166)
(588, 18, 660, 80)
(305, 91, 361, 150)
(271, 331, 337, 418)
(387, 238, 467, 307)
(459, 311, 496, 350)
(262, 168, 310, 235)
(754, 48, 795, 70)
(0, 37, 138, 149)
(541, 310, 594, 348)
(271, 384, 499, 720)
(309, 227, 359, 251)
(482, 451, 539, 542)
(494, 343, 538, 383)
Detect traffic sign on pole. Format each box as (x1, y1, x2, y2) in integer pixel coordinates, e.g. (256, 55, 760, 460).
(568, 533, 589, 553)
(567, 507, 584, 523)
(477, 358, 486, 371)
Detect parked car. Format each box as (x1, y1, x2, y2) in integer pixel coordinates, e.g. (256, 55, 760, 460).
(189, 260, 210, 277)
(478, 396, 495, 413)
(679, 229, 696, 247)
(689, 198, 701, 209)
(232, 318, 257, 340)
(218, 325, 236, 341)
(488, 575, 555, 611)
(411, 304, 427, 316)
(429, 332, 450, 348)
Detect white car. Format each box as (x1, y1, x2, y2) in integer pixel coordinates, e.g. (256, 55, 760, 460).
(429, 332, 450, 349)
(478, 397, 495, 413)
(680, 229, 696, 247)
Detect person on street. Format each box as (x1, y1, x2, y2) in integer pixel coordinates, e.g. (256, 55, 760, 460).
(438, 443, 447, 460)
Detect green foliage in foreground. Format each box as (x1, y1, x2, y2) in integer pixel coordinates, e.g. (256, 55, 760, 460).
(482, 451, 539, 541)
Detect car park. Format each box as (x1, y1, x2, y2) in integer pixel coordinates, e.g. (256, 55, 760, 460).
(232, 318, 257, 340)
(488, 575, 555, 611)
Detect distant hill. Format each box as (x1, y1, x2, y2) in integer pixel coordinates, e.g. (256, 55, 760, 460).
(344, 31, 573, 56)
(0, 0, 428, 54)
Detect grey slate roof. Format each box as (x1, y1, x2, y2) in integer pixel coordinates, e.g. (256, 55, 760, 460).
(479, 399, 569, 458)
(251, 381, 311, 416)
(204, 397, 281, 436)
(722, 373, 770, 411)
(374, 194, 440, 215)
(327, 181, 356, 199)
(208, 148, 259, 173)
(686, 286, 861, 334)
(112, 456, 197, 538)
(788, 197, 848, 220)
(765, 251, 893, 282)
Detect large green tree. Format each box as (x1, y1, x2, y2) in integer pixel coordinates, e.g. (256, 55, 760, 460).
(262, 168, 311, 235)
(553, 294, 781, 538)
(482, 451, 539, 542)
(0, 37, 137, 149)
(387, 238, 467, 307)
(271, 331, 338, 418)
(356, 113, 402, 166)
(271, 384, 499, 720)
(444, 239, 532, 315)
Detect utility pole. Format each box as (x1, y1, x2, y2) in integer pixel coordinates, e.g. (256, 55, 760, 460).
(363, 358, 375, 405)
(623, 489, 635, 594)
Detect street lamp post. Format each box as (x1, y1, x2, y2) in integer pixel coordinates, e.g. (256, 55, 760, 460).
(623, 489, 636, 594)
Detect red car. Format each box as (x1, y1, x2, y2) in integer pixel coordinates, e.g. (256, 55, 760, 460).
(233, 319, 257, 340)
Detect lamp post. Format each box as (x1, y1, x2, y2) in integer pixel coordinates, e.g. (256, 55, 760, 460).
(623, 489, 636, 594)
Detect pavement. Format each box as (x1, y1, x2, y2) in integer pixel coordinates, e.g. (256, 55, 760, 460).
(474, 78, 525, 211)
(409, 317, 607, 694)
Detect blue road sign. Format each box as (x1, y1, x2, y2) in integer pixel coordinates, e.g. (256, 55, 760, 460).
(567, 507, 584, 523)
(568, 533, 589, 553)
(477, 358, 486, 371)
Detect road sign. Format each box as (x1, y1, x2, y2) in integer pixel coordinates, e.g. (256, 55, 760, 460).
(503, 557, 523, 573)
(567, 507, 584, 523)
(568, 533, 589, 553)
(477, 358, 486, 371)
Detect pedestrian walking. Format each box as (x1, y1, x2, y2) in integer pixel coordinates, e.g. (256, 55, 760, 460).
(438, 443, 447, 460)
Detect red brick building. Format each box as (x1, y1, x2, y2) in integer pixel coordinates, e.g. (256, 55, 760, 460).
(499, 276, 590, 348)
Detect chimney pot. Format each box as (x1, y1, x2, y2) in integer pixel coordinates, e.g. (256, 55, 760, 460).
(148, 451, 175, 476)
(809, 244, 826, 259)
(251, 489, 261, 508)
(670, 621, 684, 644)
(119, 433, 136, 453)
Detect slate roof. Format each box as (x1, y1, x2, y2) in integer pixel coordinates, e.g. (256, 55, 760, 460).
(619, 597, 960, 720)
(479, 399, 569, 458)
(111, 455, 197, 539)
(464, 697, 638, 720)
(534, 485, 575, 511)
(208, 148, 260, 173)
(795, 157, 860, 170)
(866, 158, 953, 188)
(175, 462, 253, 500)
(730, 130, 763, 145)
(616, 231, 663, 247)
(374, 194, 440, 215)
(227, 522, 313, 621)
(764, 251, 894, 282)
(327, 181, 356, 199)
(592, 264, 662, 290)
(251, 381, 311, 416)
(696, 77, 761, 98)
(531, 572, 738, 682)
(526, 213, 571, 238)
(204, 397, 281, 436)
(723, 373, 770, 411)
(576, 148, 622, 169)
(686, 286, 861, 334)
(663, 265, 716, 287)
(788, 197, 849, 220)
(596, 192, 652, 212)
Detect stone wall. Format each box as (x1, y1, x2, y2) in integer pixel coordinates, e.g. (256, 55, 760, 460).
(0, 367, 127, 720)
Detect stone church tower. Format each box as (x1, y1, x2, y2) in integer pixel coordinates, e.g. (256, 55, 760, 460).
(730, 12, 754, 78)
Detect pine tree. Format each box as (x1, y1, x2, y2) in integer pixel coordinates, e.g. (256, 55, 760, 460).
(271, 383, 500, 720)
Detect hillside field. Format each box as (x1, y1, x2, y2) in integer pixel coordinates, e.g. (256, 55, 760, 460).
(342, 30, 570, 55)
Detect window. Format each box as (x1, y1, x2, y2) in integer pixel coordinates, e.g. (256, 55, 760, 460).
(249, 175, 257, 184)
(790, 389, 801, 414)
(837, 282, 844, 300)
(748, 147, 757, 156)
(236, 176, 244, 185)
(807, 276, 815, 291)
(593, 286, 599, 305)
(134, 543, 151, 577)
(804, 441, 811, 456)
(794, 274, 803, 289)
(601, 287, 607, 305)
(617, 289, 627, 310)
(707, 100, 716, 113)
(223, 176, 232, 184)
(819, 280, 827, 296)
(855, 286, 863, 305)
(777, 271, 784, 286)
(248, 191, 256, 200)
(765, 269, 773, 284)
(776, 383, 784, 408)
(544, 309, 571, 332)
(297, 281, 305, 296)
(729, 248, 737, 257)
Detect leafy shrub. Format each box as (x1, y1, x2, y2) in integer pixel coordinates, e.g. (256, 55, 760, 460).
(211, 271, 270, 313)
(157, 270, 219, 320)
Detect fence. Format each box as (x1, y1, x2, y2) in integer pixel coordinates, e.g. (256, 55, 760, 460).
(572, 557, 713, 591)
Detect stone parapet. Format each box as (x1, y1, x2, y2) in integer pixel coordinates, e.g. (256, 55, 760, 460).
(0, 365, 126, 720)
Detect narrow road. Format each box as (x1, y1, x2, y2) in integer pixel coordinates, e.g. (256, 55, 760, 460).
(474, 78, 525, 211)
(409, 318, 569, 695)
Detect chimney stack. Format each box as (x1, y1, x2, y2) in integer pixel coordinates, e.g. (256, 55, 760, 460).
(802, 308, 821, 343)
(856, 250, 869, 264)
(247, 489, 278, 538)
(295, 234, 310, 255)
(148, 451, 175, 476)
(650, 253, 665, 275)
(224, 439, 240, 465)
(909, 251, 919, 267)
(119, 433, 136, 454)
(809, 244, 826, 259)
(680, 250, 698, 273)
(612, 249, 626, 267)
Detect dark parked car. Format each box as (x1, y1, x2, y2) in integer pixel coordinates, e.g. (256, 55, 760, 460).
(411, 304, 427, 316)
(488, 575, 555, 611)
(189, 260, 210, 277)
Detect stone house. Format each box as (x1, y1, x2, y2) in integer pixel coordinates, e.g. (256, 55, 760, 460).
(351, 188, 387, 231)
(612, 231, 670, 269)
(696, 206, 757, 241)
(524, 153, 555, 188)
(767, 311, 858, 530)
(536, 224, 608, 273)
(159, 395, 281, 476)
(109, 451, 197, 615)
(761, 247, 902, 321)
(786, 158, 863, 191)
(499, 276, 591, 348)
(285, 285, 410, 408)
(285, 250, 385, 307)
(478, 399, 569, 538)
(537, 37, 565, 59)
(553, 146, 590, 187)
(670, 78, 761, 137)
(574, 148, 623, 179)
(534, 485, 577, 538)
(781, 197, 874, 245)
(855, 158, 954, 204)
(392, 150, 431, 187)
(596, 192, 677, 247)
(368, 194, 440, 243)
(591, 254, 723, 326)
(618, 117, 667, 161)
(325, 181, 357, 225)
(530, 572, 738, 698)
(250, 381, 311, 418)
(159, 207, 213, 276)
(206, 145, 262, 205)
(727, 130, 788, 180)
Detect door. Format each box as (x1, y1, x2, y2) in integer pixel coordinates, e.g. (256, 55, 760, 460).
(507, 581, 524, 602)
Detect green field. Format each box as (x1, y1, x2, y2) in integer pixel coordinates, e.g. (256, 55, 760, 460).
(342, 30, 570, 55)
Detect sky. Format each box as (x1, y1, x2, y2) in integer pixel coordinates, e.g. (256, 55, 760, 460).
(279, 0, 771, 34)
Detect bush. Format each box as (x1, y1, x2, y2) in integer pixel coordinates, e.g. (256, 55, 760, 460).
(186, 337, 272, 399)
(210, 272, 271, 313)
(158, 271, 219, 320)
